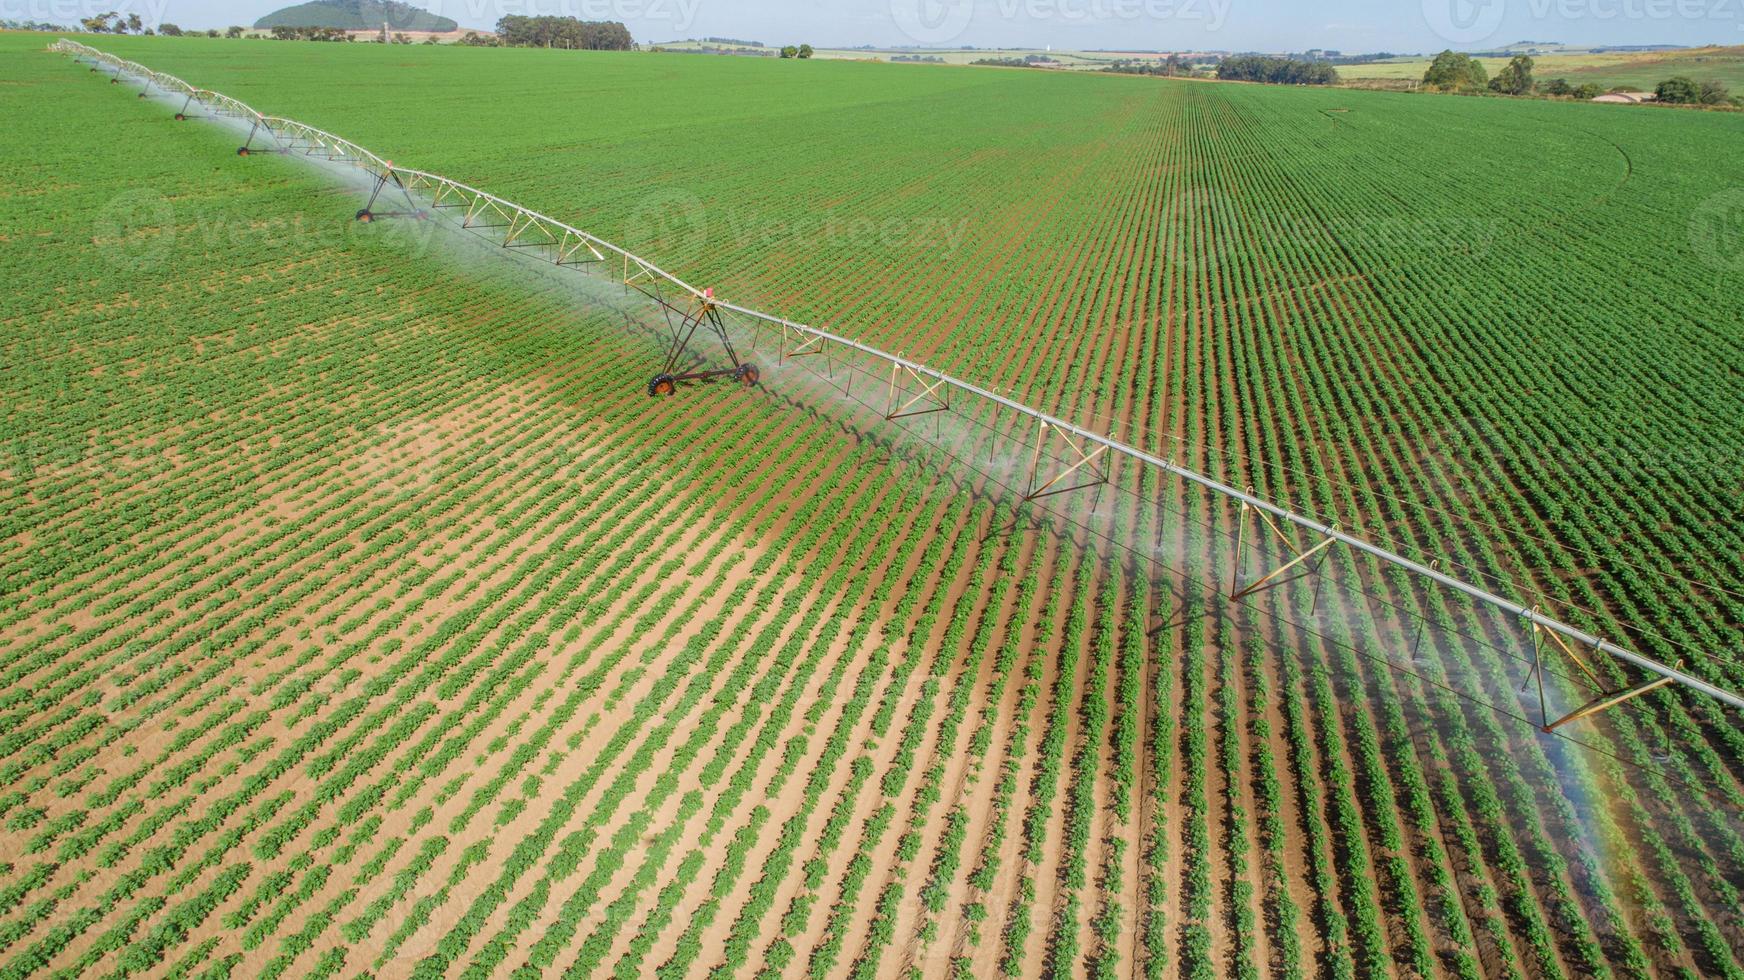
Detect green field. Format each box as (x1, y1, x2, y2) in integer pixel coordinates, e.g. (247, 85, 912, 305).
(4, 30, 1744, 978)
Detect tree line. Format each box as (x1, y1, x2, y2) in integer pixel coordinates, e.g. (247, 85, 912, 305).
(67, 13, 234, 36)
(972, 54, 1057, 68)
(1423, 50, 1737, 106)
(268, 25, 351, 41)
(491, 15, 632, 50)
(1215, 56, 1340, 85)
(1104, 53, 1195, 77)
(1098, 53, 1339, 84)
(77, 11, 145, 33)
(1652, 75, 1735, 106)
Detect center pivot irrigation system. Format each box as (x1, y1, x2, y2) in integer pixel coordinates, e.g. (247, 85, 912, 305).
(54, 39, 1744, 734)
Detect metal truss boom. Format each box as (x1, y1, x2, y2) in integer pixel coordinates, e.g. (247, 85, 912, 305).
(51, 38, 1744, 719)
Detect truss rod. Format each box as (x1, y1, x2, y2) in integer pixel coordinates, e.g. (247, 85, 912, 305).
(1547, 675, 1680, 731)
(1231, 534, 1337, 602)
(699, 303, 1744, 713)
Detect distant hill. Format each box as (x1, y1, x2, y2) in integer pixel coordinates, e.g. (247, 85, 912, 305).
(253, 0, 458, 32)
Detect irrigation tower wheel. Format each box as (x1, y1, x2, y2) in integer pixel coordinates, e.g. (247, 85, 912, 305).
(647, 374, 677, 397)
(355, 209, 374, 223)
(736, 363, 761, 387)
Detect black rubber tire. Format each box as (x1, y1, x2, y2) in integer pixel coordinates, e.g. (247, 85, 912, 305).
(647, 374, 677, 397)
(237, 147, 251, 157)
(737, 363, 761, 387)
(174, 113, 187, 121)
(355, 209, 374, 223)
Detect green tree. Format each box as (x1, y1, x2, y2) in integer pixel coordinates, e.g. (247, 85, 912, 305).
(798, 43, 814, 58)
(1698, 79, 1731, 105)
(159, 22, 183, 35)
(1655, 76, 1701, 103)
(1422, 49, 1487, 91)
(493, 15, 631, 49)
(1215, 55, 1339, 85)
(1543, 78, 1571, 97)
(1572, 82, 1604, 99)
(780, 45, 799, 58)
(1489, 55, 1534, 95)
(226, 25, 244, 38)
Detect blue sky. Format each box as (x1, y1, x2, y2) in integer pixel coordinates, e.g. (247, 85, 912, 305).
(31, 0, 1744, 52)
